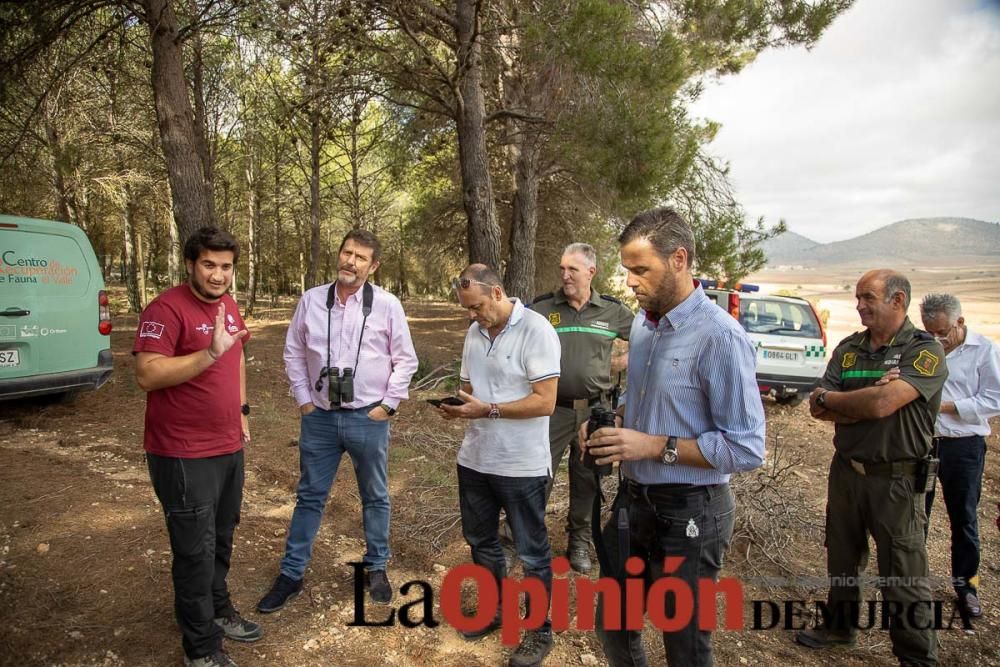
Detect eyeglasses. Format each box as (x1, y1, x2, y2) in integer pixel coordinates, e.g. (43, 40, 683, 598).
(453, 278, 495, 290)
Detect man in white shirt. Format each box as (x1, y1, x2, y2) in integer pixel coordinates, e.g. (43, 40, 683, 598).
(920, 293, 1000, 619)
(438, 264, 561, 667)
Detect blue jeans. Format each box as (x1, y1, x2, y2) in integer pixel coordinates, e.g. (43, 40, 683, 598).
(596, 482, 735, 667)
(926, 435, 987, 596)
(280, 407, 391, 580)
(457, 464, 553, 630)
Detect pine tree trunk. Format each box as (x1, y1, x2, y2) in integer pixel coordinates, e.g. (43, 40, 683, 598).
(141, 0, 215, 242)
(454, 0, 501, 269)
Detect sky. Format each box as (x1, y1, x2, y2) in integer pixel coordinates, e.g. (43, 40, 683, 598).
(691, 0, 1000, 243)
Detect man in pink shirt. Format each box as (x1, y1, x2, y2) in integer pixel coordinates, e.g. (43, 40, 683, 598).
(258, 229, 418, 612)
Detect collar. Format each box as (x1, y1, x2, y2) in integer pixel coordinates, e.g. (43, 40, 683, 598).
(855, 317, 917, 351)
(333, 281, 368, 307)
(644, 284, 705, 330)
(477, 298, 525, 336)
(555, 287, 604, 309)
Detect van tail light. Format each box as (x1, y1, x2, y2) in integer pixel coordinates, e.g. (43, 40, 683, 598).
(808, 300, 826, 348)
(727, 293, 740, 320)
(98, 290, 113, 335)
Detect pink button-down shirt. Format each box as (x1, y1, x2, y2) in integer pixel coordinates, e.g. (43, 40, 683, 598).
(284, 282, 418, 410)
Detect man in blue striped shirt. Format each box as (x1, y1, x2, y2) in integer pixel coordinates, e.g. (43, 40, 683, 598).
(584, 207, 766, 666)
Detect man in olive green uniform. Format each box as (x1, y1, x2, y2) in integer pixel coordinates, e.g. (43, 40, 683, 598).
(796, 269, 946, 667)
(529, 243, 633, 573)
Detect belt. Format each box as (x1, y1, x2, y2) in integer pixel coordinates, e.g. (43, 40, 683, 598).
(932, 435, 982, 443)
(555, 394, 605, 410)
(624, 478, 723, 508)
(846, 458, 920, 478)
(326, 400, 381, 413)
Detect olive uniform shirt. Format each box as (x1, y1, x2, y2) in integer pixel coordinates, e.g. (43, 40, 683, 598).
(820, 317, 947, 463)
(530, 288, 634, 402)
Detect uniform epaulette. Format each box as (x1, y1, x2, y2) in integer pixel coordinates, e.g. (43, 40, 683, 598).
(600, 294, 623, 305)
(914, 330, 935, 342)
(532, 292, 554, 304)
(837, 331, 863, 347)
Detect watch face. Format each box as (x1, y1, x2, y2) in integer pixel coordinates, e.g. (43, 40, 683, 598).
(241, 404, 250, 416)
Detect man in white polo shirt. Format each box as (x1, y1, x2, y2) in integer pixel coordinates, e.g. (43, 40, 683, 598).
(439, 263, 561, 667)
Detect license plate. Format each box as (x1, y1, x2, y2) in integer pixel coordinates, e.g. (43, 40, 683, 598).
(0, 350, 19, 367)
(762, 349, 800, 362)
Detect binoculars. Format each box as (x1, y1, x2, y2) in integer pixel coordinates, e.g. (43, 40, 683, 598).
(585, 406, 617, 476)
(315, 366, 355, 406)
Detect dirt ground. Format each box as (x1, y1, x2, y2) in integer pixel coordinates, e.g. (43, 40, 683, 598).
(2, 279, 999, 667)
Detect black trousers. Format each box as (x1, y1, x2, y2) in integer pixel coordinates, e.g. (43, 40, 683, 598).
(147, 450, 244, 659)
(926, 435, 987, 596)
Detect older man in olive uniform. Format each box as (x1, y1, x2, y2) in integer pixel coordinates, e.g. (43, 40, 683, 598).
(530, 243, 633, 573)
(796, 269, 946, 667)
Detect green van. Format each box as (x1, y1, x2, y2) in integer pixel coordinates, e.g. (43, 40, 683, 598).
(0, 215, 113, 401)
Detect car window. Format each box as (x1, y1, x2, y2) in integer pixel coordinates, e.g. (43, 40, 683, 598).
(740, 299, 820, 338)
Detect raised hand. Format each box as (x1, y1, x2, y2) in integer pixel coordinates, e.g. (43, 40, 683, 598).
(208, 301, 248, 361)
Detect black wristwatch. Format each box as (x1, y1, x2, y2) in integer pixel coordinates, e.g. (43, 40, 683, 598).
(241, 403, 251, 416)
(379, 403, 397, 417)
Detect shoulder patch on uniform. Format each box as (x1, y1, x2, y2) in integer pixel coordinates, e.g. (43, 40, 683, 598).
(600, 294, 623, 305)
(548, 312, 561, 326)
(532, 292, 554, 304)
(913, 349, 940, 376)
(841, 352, 856, 369)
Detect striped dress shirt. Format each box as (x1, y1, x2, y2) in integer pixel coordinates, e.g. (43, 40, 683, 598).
(622, 284, 766, 485)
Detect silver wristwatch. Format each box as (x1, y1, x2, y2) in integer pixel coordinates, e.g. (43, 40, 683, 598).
(660, 435, 678, 465)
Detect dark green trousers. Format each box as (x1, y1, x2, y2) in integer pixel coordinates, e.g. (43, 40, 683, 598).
(825, 454, 937, 666)
(546, 404, 598, 542)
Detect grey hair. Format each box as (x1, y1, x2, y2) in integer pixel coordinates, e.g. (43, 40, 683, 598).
(562, 243, 597, 268)
(883, 272, 911, 309)
(920, 293, 962, 323)
(618, 207, 696, 267)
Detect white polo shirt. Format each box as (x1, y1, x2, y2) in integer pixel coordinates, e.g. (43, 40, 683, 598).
(458, 298, 561, 477)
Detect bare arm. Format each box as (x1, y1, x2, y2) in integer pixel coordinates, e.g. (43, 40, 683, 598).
(817, 381, 920, 421)
(441, 377, 558, 420)
(240, 353, 250, 443)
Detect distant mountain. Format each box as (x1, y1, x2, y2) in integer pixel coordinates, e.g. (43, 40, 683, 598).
(764, 217, 1000, 267)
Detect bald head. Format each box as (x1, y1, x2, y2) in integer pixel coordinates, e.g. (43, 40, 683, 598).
(458, 264, 504, 295)
(859, 269, 911, 309)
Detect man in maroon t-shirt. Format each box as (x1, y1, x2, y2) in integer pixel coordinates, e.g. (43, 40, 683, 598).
(134, 227, 260, 667)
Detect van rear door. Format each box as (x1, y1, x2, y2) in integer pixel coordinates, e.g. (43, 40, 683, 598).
(0, 219, 107, 383)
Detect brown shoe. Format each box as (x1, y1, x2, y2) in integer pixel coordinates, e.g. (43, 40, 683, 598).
(795, 626, 857, 649)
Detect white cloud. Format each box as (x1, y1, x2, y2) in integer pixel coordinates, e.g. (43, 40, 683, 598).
(691, 0, 1000, 242)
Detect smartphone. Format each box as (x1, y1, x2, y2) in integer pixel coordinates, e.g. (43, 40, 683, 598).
(427, 396, 464, 408)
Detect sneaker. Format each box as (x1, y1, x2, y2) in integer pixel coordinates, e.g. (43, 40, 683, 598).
(795, 626, 857, 649)
(214, 610, 263, 642)
(509, 629, 553, 667)
(184, 650, 237, 667)
(567, 540, 592, 574)
(256, 573, 303, 613)
(366, 569, 393, 604)
(958, 591, 983, 618)
(460, 614, 502, 641)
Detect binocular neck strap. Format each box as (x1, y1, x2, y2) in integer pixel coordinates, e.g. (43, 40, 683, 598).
(323, 281, 375, 388)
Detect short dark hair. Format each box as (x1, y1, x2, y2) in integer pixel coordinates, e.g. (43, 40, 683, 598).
(183, 226, 240, 264)
(618, 207, 696, 268)
(339, 228, 382, 262)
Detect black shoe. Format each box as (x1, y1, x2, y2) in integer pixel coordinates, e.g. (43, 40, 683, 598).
(958, 591, 982, 618)
(509, 629, 553, 667)
(460, 615, 502, 641)
(795, 626, 857, 649)
(214, 610, 263, 642)
(366, 569, 393, 604)
(184, 650, 237, 667)
(567, 540, 592, 574)
(256, 573, 303, 613)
